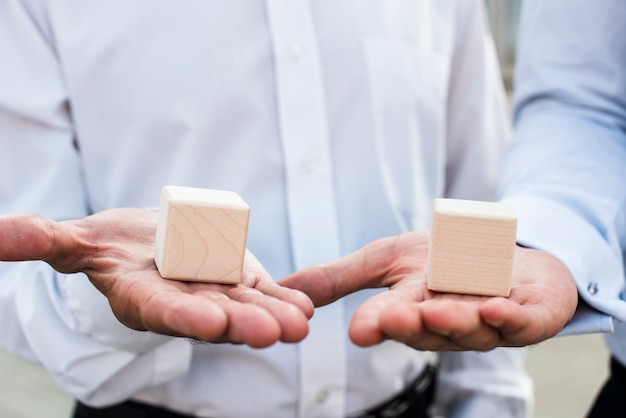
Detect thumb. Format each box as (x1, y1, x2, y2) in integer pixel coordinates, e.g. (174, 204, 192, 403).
(0, 214, 59, 261)
(279, 234, 412, 306)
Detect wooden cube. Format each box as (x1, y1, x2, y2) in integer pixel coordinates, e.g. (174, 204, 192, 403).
(154, 186, 250, 284)
(426, 198, 516, 297)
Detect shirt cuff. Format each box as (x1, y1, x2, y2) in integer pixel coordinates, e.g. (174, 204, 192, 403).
(60, 271, 176, 353)
(558, 301, 614, 336)
(501, 195, 626, 327)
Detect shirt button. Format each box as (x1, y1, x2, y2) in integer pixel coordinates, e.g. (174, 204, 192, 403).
(301, 154, 319, 172)
(588, 282, 599, 295)
(287, 42, 304, 61)
(315, 389, 329, 404)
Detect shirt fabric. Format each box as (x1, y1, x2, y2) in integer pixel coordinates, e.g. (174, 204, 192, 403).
(499, 0, 626, 348)
(0, 1, 531, 417)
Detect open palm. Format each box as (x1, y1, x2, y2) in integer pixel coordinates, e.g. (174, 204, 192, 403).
(280, 230, 578, 351)
(0, 209, 313, 348)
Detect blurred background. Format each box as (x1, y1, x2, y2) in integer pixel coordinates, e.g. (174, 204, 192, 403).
(485, 0, 522, 91)
(0, 1, 612, 417)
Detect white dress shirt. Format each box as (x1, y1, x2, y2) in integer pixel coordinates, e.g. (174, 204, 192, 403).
(499, 0, 626, 350)
(0, 1, 531, 417)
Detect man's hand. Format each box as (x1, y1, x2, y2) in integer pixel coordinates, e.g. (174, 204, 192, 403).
(0, 209, 313, 348)
(279, 230, 578, 351)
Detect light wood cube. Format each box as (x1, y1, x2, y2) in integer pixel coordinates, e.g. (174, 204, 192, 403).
(154, 186, 250, 284)
(426, 198, 516, 297)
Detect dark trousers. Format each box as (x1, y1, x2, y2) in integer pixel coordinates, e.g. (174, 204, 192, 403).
(73, 364, 435, 418)
(586, 357, 626, 418)
(73, 401, 190, 418)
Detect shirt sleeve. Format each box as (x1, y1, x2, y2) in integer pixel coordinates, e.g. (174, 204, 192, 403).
(0, 0, 192, 405)
(497, 0, 626, 332)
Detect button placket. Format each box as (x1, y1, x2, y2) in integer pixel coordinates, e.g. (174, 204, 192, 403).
(266, 1, 346, 416)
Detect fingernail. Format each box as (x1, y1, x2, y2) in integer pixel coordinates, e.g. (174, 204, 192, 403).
(484, 318, 504, 328)
(431, 328, 451, 336)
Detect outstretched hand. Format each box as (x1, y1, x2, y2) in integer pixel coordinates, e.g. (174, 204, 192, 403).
(279, 231, 578, 351)
(0, 209, 313, 348)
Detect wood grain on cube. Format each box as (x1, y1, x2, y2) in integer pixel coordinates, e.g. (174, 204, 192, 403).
(154, 186, 250, 284)
(427, 198, 516, 297)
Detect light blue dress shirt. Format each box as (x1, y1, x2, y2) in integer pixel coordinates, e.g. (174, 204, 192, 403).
(0, 1, 531, 417)
(499, 0, 626, 353)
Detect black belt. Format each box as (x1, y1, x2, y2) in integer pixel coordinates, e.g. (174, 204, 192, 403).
(73, 400, 189, 418)
(73, 364, 436, 418)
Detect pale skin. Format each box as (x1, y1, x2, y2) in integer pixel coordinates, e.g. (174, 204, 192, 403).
(0, 208, 313, 348)
(0, 210, 578, 352)
(279, 231, 579, 351)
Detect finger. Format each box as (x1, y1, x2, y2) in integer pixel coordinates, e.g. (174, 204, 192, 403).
(0, 214, 60, 261)
(227, 287, 310, 343)
(417, 299, 501, 351)
(117, 279, 287, 347)
(125, 287, 285, 348)
(254, 280, 315, 319)
(348, 286, 421, 347)
(378, 303, 455, 350)
(480, 297, 555, 346)
(114, 289, 230, 342)
(0, 213, 98, 274)
(278, 263, 350, 307)
(478, 247, 578, 347)
(243, 250, 314, 318)
(351, 297, 495, 351)
(208, 296, 283, 347)
(372, 300, 499, 351)
(277, 250, 386, 307)
(281, 234, 427, 306)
